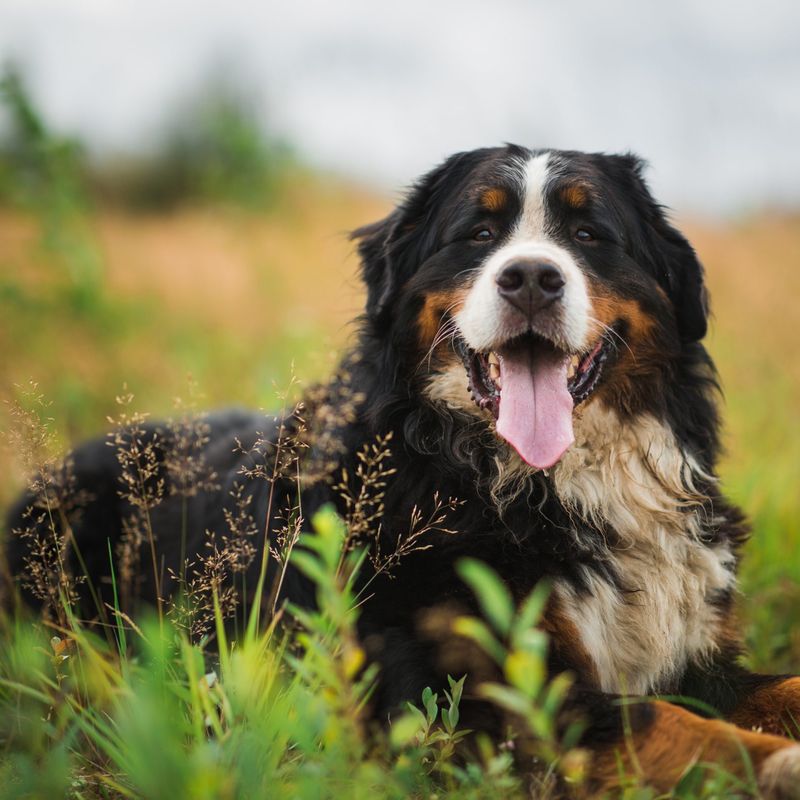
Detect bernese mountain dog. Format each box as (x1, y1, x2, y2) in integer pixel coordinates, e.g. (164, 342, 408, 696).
(5, 145, 800, 796)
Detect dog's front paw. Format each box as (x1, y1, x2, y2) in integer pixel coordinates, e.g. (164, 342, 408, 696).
(759, 745, 800, 800)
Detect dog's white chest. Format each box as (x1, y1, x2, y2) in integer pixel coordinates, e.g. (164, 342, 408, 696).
(550, 407, 736, 694)
(555, 536, 733, 694)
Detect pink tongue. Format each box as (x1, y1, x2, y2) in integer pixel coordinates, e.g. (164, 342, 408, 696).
(495, 346, 574, 469)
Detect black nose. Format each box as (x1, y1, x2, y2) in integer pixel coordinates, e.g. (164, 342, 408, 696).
(495, 260, 565, 316)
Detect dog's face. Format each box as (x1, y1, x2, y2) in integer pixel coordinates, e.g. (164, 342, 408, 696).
(355, 145, 708, 470)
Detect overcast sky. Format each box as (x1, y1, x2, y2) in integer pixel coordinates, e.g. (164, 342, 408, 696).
(2, 0, 799, 215)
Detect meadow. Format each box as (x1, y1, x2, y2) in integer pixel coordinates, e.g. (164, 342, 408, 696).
(1, 72, 800, 797)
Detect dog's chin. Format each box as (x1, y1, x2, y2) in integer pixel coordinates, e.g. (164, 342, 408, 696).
(452, 327, 615, 470)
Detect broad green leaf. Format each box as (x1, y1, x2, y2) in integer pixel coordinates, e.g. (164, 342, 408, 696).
(447, 674, 466, 708)
(479, 683, 531, 718)
(504, 650, 545, 697)
(422, 687, 439, 724)
(515, 627, 549, 659)
(542, 671, 573, 717)
(513, 580, 551, 638)
(452, 616, 506, 665)
(457, 558, 514, 635)
(390, 712, 424, 748)
(404, 702, 428, 728)
(288, 549, 327, 586)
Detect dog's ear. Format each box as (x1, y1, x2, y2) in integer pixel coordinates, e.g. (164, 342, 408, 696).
(350, 209, 406, 322)
(648, 213, 709, 342)
(615, 154, 709, 342)
(352, 151, 474, 325)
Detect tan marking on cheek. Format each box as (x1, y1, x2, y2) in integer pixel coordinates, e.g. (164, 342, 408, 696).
(560, 183, 589, 208)
(583, 281, 666, 411)
(480, 187, 508, 212)
(587, 283, 656, 343)
(417, 289, 468, 349)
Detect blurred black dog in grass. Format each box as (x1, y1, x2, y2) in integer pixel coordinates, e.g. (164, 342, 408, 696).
(7, 146, 800, 796)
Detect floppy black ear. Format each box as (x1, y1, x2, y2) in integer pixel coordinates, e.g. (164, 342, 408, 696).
(615, 154, 709, 342)
(351, 150, 478, 325)
(649, 215, 709, 342)
(350, 209, 405, 322)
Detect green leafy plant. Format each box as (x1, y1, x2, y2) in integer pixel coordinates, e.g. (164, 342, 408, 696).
(454, 558, 586, 788)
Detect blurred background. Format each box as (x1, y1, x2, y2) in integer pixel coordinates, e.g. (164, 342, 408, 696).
(0, 0, 798, 669)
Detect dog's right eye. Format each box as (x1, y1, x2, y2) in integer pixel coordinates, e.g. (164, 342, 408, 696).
(473, 229, 494, 242)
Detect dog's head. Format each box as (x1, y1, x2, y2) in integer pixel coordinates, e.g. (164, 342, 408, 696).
(353, 145, 709, 471)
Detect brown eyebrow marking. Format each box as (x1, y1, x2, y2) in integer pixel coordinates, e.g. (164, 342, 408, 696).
(479, 187, 508, 212)
(560, 183, 590, 208)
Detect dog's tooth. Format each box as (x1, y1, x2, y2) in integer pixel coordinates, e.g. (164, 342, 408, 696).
(489, 362, 500, 383)
(487, 351, 499, 367)
(567, 356, 578, 379)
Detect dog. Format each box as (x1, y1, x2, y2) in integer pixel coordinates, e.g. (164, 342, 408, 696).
(6, 145, 800, 796)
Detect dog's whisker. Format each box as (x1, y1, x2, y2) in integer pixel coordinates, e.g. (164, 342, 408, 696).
(419, 319, 459, 371)
(587, 316, 636, 361)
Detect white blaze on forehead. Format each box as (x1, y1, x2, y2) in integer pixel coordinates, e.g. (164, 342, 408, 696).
(454, 150, 591, 355)
(516, 151, 550, 240)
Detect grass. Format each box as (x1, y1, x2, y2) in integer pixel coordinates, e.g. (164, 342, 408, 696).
(685, 216, 800, 673)
(0, 439, 575, 799)
(0, 178, 385, 506)
(1, 200, 799, 799)
(1, 71, 799, 797)
(2, 201, 799, 666)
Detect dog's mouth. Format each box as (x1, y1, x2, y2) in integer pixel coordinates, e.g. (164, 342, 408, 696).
(454, 330, 614, 470)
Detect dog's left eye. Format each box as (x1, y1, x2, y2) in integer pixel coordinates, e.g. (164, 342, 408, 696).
(473, 229, 494, 242)
(575, 228, 595, 243)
